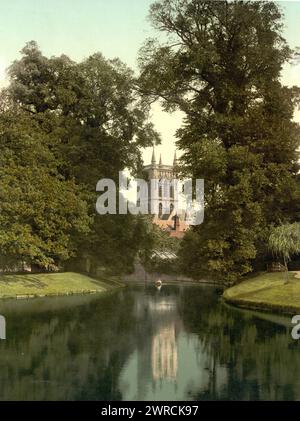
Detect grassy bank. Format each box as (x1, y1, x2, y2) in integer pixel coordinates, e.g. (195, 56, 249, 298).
(223, 271, 300, 314)
(0, 272, 124, 300)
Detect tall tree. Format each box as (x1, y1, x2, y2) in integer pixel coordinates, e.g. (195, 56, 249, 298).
(8, 41, 159, 185)
(139, 0, 300, 282)
(1, 42, 160, 272)
(0, 108, 91, 269)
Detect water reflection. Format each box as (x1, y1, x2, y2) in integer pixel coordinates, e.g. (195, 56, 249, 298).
(140, 289, 179, 381)
(152, 324, 177, 381)
(0, 284, 298, 400)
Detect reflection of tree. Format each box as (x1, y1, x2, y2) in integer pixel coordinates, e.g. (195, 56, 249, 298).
(180, 286, 300, 401)
(1, 285, 299, 401)
(0, 290, 140, 400)
(0, 285, 183, 401)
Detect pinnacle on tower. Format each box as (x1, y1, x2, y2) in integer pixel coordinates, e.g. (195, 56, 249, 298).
(151, 146, 156, 165)
(159, 153, 162, 166)
(173, 150, 177, 166)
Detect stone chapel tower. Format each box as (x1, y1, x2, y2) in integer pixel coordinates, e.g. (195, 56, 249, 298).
(143, 147, 179, 218)
(142, 147, 188, 237)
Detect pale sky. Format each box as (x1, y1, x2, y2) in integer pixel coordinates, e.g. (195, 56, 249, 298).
(0, 0, 300, 165)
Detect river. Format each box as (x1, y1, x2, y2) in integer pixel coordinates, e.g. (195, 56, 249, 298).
(0, 284, 298, 400)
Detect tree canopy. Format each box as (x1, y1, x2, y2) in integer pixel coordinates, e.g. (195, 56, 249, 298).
(0, 41, 159, 272)
(269, 222, 300, 267)
(139, 0, 300, 282)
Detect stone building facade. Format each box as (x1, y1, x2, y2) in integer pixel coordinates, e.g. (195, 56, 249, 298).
(143, 148, 188, 238)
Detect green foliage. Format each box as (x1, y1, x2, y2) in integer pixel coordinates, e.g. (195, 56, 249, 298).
(139, 0, 300, 282)
(0, 42, 160, 272)
(0, 110, 91, 268)
(8, 41, 160, 185)
(269, 223, 300, 266)
(76, 214, 158, 275)
(138, 216, 181, 273)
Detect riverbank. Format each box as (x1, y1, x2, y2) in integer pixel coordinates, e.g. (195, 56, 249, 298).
(223, 271, 300, 314)
(0, 272, 124, 300)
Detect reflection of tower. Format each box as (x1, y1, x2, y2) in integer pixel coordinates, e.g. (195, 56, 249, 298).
(151, 323, 178, 381)
(129, 291, 182, 400)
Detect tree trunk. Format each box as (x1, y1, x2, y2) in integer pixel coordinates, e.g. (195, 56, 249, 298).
(283, 256, 289, 284)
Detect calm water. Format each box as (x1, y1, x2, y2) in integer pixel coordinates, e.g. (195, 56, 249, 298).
(0, 284, 298, 401)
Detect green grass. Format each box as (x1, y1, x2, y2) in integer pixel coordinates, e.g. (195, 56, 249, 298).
(223, 271, 300, 314)
(0, 272, 123, 299)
